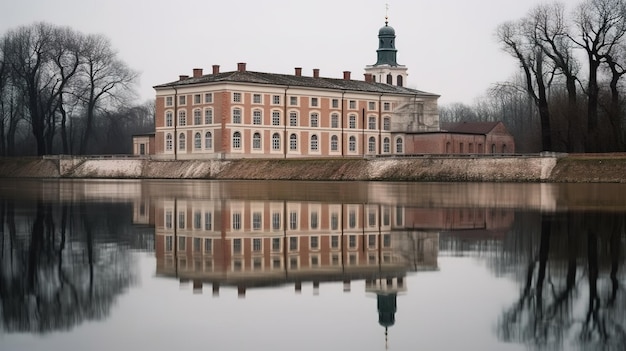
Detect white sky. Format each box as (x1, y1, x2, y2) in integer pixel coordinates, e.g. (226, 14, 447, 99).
(2, 0, 580, 105)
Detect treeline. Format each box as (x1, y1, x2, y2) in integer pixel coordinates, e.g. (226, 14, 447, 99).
(0, 22, 154, 156)
(441, 0, 626, 153)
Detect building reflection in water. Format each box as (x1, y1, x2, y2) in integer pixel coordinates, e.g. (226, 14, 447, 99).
(150, 196, 513, 341)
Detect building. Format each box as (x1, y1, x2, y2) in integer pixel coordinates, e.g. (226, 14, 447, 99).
(141, 19, 514, 159)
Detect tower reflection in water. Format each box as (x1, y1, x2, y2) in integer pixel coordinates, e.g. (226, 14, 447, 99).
(150, 196, 511, 340)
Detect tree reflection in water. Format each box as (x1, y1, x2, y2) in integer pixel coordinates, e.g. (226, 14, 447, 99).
(496, 211, 626, 350)
(0, 199, 137, 333)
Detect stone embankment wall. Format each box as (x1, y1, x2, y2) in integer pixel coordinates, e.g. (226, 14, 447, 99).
(0, 154, 624, 182)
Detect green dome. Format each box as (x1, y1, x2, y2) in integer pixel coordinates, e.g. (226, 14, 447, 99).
(379, 24, 395, 36)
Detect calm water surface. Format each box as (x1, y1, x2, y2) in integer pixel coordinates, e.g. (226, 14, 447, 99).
(1, 180, 626, 351)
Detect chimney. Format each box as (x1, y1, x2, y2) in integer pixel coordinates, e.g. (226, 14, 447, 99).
(179, 75, 189, 81)
(364, 73, 373, 83)
(193, 68, 203, 78)
(313, 68, 320, 78)
(343, 71, 351, 80)
(295, 67, 302, 76)
(212, 65, 220, 74)
(237, 62, 246, 72)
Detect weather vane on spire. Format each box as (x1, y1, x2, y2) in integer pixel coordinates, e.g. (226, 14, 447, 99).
(385, 3, 389, 25)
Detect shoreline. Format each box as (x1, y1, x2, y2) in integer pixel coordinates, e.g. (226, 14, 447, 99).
(0, 154, 625, 183)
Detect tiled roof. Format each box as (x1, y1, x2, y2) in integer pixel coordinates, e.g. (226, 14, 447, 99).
(440, 121, 502, 135)
(154, 70, 439, 97)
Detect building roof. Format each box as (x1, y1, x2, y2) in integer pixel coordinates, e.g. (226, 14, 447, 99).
(153, 69, 439, 97)
(440, 121, 503, 135)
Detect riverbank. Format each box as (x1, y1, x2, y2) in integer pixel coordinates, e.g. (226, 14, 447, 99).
(0, 154, 625, 182)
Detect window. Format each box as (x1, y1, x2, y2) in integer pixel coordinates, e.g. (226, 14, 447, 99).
(368, 212, 376, 227)
(205, 132, 212, 149)
(272, 212, 281, 230)
(289, 236, 298, 250)
(178, 211, 186, 229)
(383, 207, 390, 226)
(386, 74, 393, 84)
(310, 135, 318, 151)
(178, 236, 186, 251)
(166, 133, 173, 151)
(233, 238, 242, 253)
(194, 94, 201, 104)
(368, 116, 376, 130)
(233, 213, 242, 230)
(311, 97, 318, 107)
(310, 113, 318, 127)
(331, 113, 339, 128)
(396, 138, 403, 153)
(289, 134, 297, 150)
(165, 210, 173, 229)
(383, 118, 390, 131)
(289, 112, 297, 126)
(310, 212, 318, 229)
(253, 110, 262, 125)
(253, 132, 261, 150)
(253, 93, 262, 104)
(332, 99, 339, 108)
(179, 133, 186, 150)
(204, 93, 213, 103)
(397, 75, 403, 87)
(204, 109, 213, 124)
(194, 109, 202, 125)
(272, 111, 280, 126)
(273, 95, 281, 105)
(205, 212, 212, 230)
(289, 212, 297, 230)
(272, 237, 281, 251)
(349, 115, 356, 129)
(331, 236, 339, 249)
(194, 132, 201, 149)
(349, 235, 356, 248)
(178, 110, 186, 126)
(349, 136, 356, 152)
(253, 238, 262, 252)
(368, 137, 376, 153)
(233, 131, 242, 149)
(349, 100, 356, 109)
(233, 92, 241, 103)
(232, 108, 242, 124)
(310, 236, 319, 249)
(368, 101, 376, 110)
(179, 95, 186, 105)
(253, 212, 262, 230)
(205, 238, 212, 253)
(331, 213, 339, 230)
(272, 133, 281, 150)
(383, 102, 391, 111)
(330, 135, 338, 151)
(383, 137, 390, 153)
(166, 111, 173, 127)
(383, 234, 391, 248)
(165, 96, 173, 107)
(194, 212, 202, 229)
(290, 96, 298, 106)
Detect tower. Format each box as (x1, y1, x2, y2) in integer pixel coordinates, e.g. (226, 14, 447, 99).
(364, 11, 408, 87)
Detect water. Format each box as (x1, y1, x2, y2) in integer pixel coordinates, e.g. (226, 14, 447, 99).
(1, 179, 625, 351)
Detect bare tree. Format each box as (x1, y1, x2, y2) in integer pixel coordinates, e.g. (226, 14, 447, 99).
(77, 34, 137, 154)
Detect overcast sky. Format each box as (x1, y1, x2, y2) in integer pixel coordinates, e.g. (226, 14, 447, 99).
(2, 0, 581, 105)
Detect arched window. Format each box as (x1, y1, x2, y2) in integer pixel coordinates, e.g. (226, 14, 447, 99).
(253, 110, 262, 125)
(232, 108, 242, 124)
(272, 111, 280, 126)
(289, 112, 298, 126)
(368, 116, 376, 130)
(194, 109, 202, 125)
(178, 110, 186, 126)
(179, 133, 186, 150)
(233, 131, 242, 149)
(383, 118, 390, 131)
(395, 138, 403, 153)
(349, 136, 356, 152)
(310, 135, 318, 151)
(331, 113, 339, 128)
(383, 137, 390, 153)
(349, 115, 356, 129)
(166, 111, 173, 127)
(204, 109, 213, 124)
(386, 74, 393, 84)
(194, 132, 201, 149)
(331, 135, 339, 151)
(253, 132, 261, 150)
(368, 137, 376, 153)
(205, 132, 212, 149)
(272, 133, 281, 150)
(310, 113, 319, 127)
(289, 134, 298, 150)
(166, 133, 173, 151)
(397, 75, 403, 87)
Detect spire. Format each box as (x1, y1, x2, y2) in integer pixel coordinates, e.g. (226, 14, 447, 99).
(375, 6, 398, 67)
